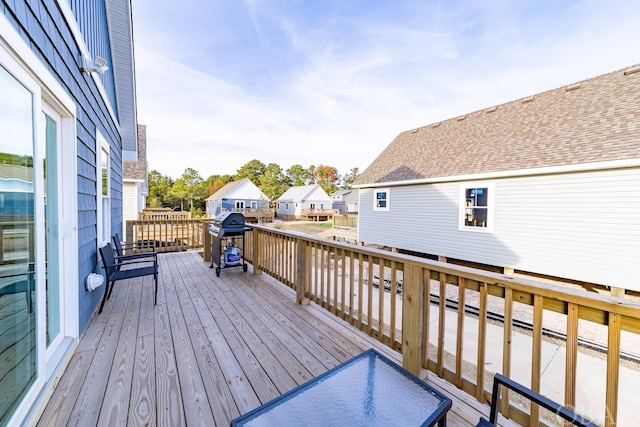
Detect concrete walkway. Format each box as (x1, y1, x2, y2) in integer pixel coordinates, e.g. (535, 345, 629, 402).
(430, 307, 638, 426)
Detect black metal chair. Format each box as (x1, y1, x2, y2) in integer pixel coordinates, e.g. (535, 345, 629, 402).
(112, 232, 157, 262)
(98, 242, 158, 314)
(477, 373, 597, 427)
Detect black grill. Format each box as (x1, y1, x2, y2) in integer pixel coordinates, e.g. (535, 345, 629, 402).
(209, 212, 249, 238)
(208, 212, 250, 276)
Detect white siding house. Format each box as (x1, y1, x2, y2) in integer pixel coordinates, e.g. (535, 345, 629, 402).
(275, 184, 333, 219)
(205, 178, 269, 218)
(355, 65, 640, 292)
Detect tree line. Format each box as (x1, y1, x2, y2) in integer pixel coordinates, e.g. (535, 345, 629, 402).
(147, 159, 360, 216)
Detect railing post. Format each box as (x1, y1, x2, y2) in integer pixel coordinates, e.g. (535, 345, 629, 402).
(402, 263, 424, 376)
(126, 220, 134, 244)
(295, 237, 309, 305)
(252, 228, 262, 275)
(203, 221, 211, 262)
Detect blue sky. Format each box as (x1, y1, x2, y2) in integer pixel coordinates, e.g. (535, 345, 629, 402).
(132, 0, 640, 180)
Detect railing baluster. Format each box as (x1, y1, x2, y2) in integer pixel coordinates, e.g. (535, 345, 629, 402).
(421, 268, 431, 371)
(437, 272, 446, 377)
(390, 260, 397, 348)
(333, 247, 339, 315)
(564, 302, 579, 427)
(501, 288, 513, 418)
(476, 282, 488, 402)
(456, 277, 466, 389)
(378, 256, 385, 342)
(357, 252, 364, 328)
(605, 312, 621, 427)
(531, 294, 544, 426)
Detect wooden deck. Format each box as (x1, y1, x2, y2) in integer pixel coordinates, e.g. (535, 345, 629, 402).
(37, 251, 504, 427)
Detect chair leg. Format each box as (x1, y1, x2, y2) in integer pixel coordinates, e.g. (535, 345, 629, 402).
(107, 279, 115, 299)
(154, 272, 158, 305)
(98, 281, 111, 314)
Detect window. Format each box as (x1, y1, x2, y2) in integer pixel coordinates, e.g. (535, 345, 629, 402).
(235, 201, 245, 209)
(373, 188, 390, 211)
(97, 133, 110, 245)
(460, 183, 494, 232)
(250, 201, 257, 209)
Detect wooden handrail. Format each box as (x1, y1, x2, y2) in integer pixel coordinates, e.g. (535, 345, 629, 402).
(244, 223, 640, 426)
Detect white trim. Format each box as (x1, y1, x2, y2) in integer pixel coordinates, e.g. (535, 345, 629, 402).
(353, 158, 640, 189)
(123, 178, 145, 183)
(97, 132, 111, 251)
(458, 182, 495, 233)
(56, 0, 120, 131)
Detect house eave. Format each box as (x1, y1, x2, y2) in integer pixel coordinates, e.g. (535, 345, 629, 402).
(353, 158, 640, 189)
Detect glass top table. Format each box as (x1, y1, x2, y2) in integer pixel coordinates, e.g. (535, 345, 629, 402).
(231, 349, 452, 427)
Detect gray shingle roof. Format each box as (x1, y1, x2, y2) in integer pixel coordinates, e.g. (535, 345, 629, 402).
(355, 65, 640, 185)
(206, 179, 246, 200)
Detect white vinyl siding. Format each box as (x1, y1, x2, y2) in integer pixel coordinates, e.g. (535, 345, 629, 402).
(122, 181, 138, 235)
(358, 167, 640, 291)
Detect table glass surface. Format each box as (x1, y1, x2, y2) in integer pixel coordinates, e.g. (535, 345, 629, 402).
(233, 350, 449, 427)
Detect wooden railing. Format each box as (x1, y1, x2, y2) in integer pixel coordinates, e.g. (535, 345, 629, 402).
(244, 224, 640, 427)
(301, 208, 339, 216)
(332, 213, 358, 228)
(125, 218, 210, 252)
(138, 210, 192, 220)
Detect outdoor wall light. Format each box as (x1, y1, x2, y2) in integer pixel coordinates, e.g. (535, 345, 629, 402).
(81, 55, 109, 75)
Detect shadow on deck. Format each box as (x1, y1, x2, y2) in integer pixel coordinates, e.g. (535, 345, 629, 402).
(37, 251, 507, 426)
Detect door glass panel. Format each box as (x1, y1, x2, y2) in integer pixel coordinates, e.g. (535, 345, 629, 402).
(0, 66, 37, 423)
(44, 113, 60, 346)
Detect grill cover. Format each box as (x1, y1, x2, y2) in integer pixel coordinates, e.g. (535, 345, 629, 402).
(209, 212, 248, 237)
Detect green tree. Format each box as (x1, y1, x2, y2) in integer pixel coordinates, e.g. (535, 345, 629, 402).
(341, 167, 360, 189)
(147, 170, 174, 208)
(235, 159, 266, 183)
(260, 163, 288, 201)
(205, 174, 234, 197)
(286, 164, 308, 186)
(171, 168, 203, 210)
(309, 164, 339, 195)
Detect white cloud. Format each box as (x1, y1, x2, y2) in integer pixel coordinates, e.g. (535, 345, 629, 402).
(134, 0, 640, 180)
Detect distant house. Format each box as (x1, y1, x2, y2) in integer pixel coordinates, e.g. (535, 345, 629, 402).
(354, 65, 640, 293)
(122, 124, 149, 234)
(276, 184, 333, 219)
(205, 178, 269, 218)
(1, 0, 138, 424)
(331, 189, 359, 213)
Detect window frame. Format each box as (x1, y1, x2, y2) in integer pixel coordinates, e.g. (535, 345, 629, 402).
(459, 182, 495, 233)
(96, 132, 111, 247)
(373, 188, 390, 212)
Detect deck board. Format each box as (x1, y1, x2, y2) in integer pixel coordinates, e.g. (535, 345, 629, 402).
(37, 250, 504, 427)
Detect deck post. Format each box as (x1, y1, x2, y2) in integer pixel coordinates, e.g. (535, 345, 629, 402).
(203, 222, 211, 262)
(252, 228, 262, 275)
(402, 263, 425, 376)
(295, 238, 309, 305)
(125, 221, 134, 244)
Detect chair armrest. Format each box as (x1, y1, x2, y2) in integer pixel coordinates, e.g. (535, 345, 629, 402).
(116, 252, 157, 262)
(104, 258, 157, 270)
(488, 374, 597, 427)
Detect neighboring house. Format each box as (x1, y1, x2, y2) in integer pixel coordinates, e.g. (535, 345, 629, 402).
(331, 189, 359, 213)
(205, 178, 269, 218)
(354, 65, 640, 293)
(122, 124, 149, 235)
(0, 1, 137, 425)
(276, 184, 333, 219)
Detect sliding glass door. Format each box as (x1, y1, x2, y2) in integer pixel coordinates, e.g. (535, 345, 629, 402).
(0, 64, 37, 423)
